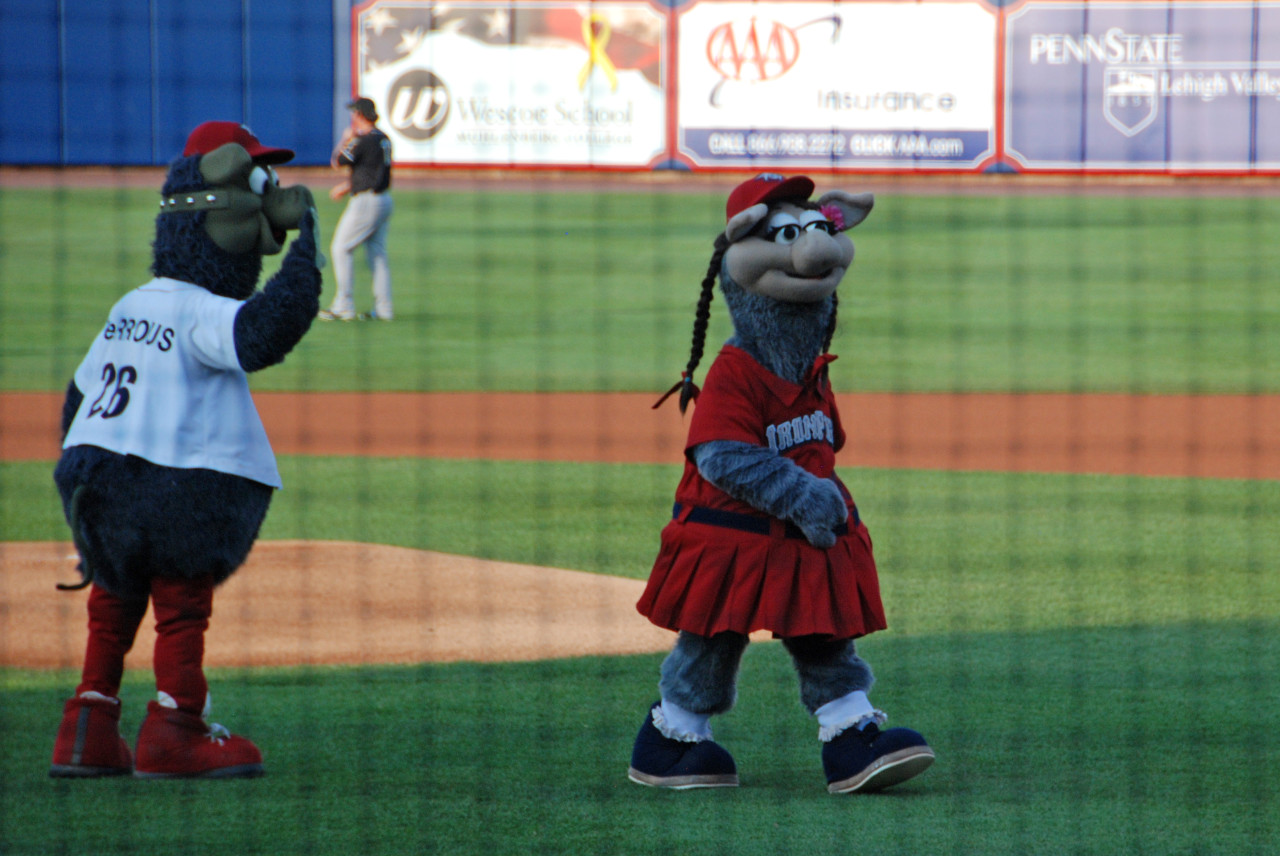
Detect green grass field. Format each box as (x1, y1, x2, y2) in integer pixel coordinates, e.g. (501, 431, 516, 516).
(1, 184, 1277, 854)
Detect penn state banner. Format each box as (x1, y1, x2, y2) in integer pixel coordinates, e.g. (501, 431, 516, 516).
(350, 0, 668, 167)
(1004, 1, 1280, 171)
(674, 1, 998, 170)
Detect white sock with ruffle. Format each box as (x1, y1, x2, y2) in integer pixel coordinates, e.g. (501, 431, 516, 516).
(815, 690, 886, 742)
(654, 698, 713, 743)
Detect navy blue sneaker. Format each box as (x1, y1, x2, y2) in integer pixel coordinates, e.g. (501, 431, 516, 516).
(627, 705, 739, 789)
(822, 721, 934, 794)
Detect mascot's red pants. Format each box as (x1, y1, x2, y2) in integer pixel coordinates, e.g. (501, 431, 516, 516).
(77, 576, 214, 714)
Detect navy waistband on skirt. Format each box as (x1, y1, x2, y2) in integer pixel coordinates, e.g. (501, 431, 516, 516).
(673, 502, 856, 540)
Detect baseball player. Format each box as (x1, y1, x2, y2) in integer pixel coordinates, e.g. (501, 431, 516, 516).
(319, 96, 394, 321)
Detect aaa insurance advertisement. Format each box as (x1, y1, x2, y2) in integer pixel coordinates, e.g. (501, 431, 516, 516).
(351, 0, 668, 167)
(675, 1, 998, 170)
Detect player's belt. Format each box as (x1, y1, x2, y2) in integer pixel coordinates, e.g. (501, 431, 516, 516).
(672, 503, 855, 539)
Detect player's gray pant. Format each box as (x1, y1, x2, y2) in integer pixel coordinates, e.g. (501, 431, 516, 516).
(329, 191, 394, 318)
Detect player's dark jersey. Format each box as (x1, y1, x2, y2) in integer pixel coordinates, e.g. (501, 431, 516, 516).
(338, 128, 392, 194)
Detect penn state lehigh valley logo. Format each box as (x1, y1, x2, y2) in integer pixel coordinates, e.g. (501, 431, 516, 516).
(1103, 67, 1158, 137)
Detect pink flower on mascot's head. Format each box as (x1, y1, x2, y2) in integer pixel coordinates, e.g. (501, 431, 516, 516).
(819, 203, 845, 232)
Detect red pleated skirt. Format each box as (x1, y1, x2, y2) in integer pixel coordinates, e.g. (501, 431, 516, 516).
(636, 516, 887, 639)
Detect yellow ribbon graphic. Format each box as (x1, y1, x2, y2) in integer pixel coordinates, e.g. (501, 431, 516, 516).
(578, 13, 618, 92)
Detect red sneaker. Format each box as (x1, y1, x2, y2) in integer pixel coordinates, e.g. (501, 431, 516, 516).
(133, 700, 264, 779)
(50, 692, 134, 778)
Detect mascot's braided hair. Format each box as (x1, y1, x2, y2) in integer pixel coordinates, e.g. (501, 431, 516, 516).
(652, 233, 731, 414)
(679, 232, 733, 413)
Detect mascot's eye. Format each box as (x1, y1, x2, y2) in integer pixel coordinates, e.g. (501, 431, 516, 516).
(766, 223, 802, 244)
(797, 210, 837, 236)
(248, 166, 277, 196)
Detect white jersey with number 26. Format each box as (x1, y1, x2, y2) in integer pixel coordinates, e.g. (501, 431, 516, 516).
(63, 278, 282, 488)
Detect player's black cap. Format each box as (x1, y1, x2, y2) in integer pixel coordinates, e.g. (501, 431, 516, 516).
(347, 97, 378, 122)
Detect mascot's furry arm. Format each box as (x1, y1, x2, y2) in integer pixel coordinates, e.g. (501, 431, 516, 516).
(694, 441, 847, 549)
(234, 208, 322, 372)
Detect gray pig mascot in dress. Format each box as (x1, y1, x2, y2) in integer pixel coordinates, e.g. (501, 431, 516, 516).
(629, 174, 934, 794)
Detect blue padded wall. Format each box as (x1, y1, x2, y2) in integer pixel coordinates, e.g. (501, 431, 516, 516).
(3, 1, 335, 166)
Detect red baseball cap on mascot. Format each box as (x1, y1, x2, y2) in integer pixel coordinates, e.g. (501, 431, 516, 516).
(183, 121, 295, 165)
(725, 173, 815, 222)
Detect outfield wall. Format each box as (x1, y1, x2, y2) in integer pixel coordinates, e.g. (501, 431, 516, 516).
(6, 0, 1280, 173)
(0, 1, 336, 167)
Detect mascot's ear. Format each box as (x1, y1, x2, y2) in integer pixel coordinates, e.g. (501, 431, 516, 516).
(724, 202, 769, 244)
(198, 143, 255, 186)
(817, 191, 874, 232)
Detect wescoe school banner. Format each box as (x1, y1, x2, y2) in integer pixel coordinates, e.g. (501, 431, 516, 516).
(351, 1, 667, 167)
(675, 1, 997, 170)
(1005, 1, 1280, 170)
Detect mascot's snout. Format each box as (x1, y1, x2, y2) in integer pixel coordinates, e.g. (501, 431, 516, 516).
(788, 223, 852, 279)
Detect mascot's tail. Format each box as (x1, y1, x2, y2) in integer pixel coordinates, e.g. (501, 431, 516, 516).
(57, 485, 95, 591)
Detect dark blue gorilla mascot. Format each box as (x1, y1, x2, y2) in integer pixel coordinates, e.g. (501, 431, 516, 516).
(50, 122, 322, 779)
